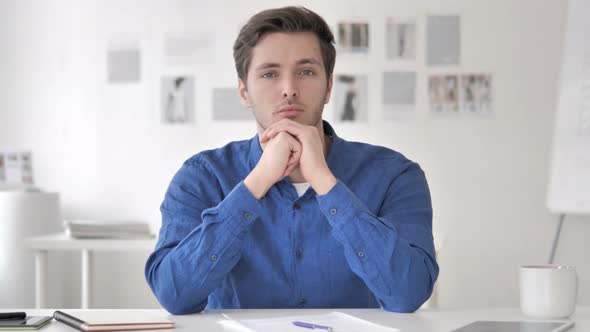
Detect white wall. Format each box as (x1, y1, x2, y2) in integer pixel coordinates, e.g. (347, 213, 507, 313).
(2, 0, 588, 309)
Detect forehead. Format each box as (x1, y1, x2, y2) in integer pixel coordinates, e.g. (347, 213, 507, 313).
(250, 32, 323, 66)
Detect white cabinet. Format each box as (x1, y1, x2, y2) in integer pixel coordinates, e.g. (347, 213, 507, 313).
(0, 191, 61, 308)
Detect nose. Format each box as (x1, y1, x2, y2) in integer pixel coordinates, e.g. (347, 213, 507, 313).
(281, 76, 298, 98)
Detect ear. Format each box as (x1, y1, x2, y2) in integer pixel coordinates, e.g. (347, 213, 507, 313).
(238, 79, 251, 108)
(323, 74, 333, 104)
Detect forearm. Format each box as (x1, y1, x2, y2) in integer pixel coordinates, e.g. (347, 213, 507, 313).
(329, 211, 437, 312)
(317, 180, 438, 312)
(145, 221, 247, 314)
(145, 182, 264, 314)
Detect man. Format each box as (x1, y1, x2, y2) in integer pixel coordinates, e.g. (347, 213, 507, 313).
(145, 6, 438, 315)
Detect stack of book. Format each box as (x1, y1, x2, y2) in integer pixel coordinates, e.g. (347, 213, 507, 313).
(63, 220, 153, 239)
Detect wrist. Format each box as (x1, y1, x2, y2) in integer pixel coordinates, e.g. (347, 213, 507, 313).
(244, 167, 272, 199)
(310, 168, 337, 195)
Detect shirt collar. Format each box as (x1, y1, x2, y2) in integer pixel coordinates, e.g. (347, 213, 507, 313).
(248, 120, 340, 170)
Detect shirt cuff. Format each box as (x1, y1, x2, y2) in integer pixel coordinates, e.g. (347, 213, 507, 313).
(315, 180, 367, 232)
(201, 181, 266, 237)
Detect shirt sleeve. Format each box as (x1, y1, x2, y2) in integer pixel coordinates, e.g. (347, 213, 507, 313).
(315, 161, 439, 313)
(145, 160, 266, 314)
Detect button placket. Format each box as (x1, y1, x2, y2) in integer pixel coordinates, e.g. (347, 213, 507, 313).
(295, 249, 303, 259)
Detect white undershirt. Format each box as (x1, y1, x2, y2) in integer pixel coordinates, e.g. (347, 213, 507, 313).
(292, 182, 311, 197)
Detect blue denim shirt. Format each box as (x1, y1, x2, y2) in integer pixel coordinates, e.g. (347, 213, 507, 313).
(145, 121, 438, 314)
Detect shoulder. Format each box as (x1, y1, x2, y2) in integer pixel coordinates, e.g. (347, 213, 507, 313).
(183, 138, 252, 171)
(337, 138, 414, 167)
(166, 138, 253, 199)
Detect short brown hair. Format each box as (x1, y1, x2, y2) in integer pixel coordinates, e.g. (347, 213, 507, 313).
(233, 6, 336, 83)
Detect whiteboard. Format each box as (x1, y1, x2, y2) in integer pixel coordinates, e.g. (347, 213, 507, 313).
(547, 0, 590, 214)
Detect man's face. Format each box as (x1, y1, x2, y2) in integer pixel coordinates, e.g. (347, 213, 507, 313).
(238, 32, 333, 131)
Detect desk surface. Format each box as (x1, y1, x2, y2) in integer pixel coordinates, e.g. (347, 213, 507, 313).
(24, 233, 157, 251)
(6, 307, 586, 332)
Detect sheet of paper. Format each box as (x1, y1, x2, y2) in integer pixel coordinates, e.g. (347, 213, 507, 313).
(383, 71, 416, 117)
(333, 74, 368, 123)
(427, 15, 460, 65)
(386, 18, 416, 61)
(161, 75, 195, 124)
(219, 311, 400, 332)
(107, 37, 141, 83)
(547, 0, 590, 213)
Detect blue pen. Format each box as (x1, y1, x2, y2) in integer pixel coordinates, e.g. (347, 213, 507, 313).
(292, 321, 334, 332)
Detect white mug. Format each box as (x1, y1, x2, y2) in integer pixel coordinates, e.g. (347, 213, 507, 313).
(520, 265, 578, 318)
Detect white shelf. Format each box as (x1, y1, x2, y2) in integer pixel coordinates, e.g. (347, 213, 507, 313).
(24, 233, 157, 251)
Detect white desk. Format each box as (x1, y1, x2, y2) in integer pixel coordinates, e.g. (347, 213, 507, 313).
(4, 307, 587, 331)
(24, 233, 156, 309)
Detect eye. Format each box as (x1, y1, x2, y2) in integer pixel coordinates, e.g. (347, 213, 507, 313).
(299, 69, 315, 76)
(261, 72, 277, 78)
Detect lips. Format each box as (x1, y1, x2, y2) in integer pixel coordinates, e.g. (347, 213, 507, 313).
(276, 107, 303, 118)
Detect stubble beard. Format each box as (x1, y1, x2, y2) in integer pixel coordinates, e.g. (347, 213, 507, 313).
(252, 105, 324, 131)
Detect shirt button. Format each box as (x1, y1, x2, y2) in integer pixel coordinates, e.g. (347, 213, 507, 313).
(243, 212, 252, 219)
(330, 208, 337, 215)
(357, 251, 365, 258)
(210, 255, 218, 261)
(299, 298, 306, 306)
(296, 249, 303, 259)
(293, 203, 301, 210)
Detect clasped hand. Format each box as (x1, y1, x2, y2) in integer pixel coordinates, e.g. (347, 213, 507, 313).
(244, 119, 336, 198)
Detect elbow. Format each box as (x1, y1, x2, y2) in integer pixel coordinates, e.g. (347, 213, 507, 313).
(159, 299, 207, 315)
(149, 280, 208, 315)
(382, 300, 422, 313)
(381, 291, 428, 313)
(144, 255, 207, 315)
(381, 269, 438, 313)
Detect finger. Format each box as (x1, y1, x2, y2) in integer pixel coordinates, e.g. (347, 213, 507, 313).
(260, 126, 275, 142)
(261, 123, 290, 142)
(283, 160, 300, 177)
(286, 153, 299, 170)
(290, 143, 302, 164)
(266, 123, 305, 142)
(265, 119, 303, 134)
(260, 129, 277, 143)
(261, 127, 271, 140)
(284, 139, 301, 171)
(262, 119, 305, 141)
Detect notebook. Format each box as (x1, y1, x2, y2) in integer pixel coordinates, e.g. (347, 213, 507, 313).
(53, 310, 174, 332)
(0, 316, 52, 330)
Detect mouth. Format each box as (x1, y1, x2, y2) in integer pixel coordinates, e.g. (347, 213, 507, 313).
(276, 107, 304, 118)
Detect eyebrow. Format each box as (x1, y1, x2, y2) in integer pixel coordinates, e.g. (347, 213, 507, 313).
(296, 58, 322, 67)
(254, 58, 322, 71)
